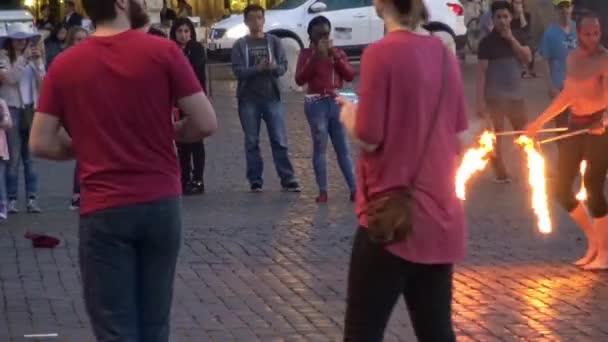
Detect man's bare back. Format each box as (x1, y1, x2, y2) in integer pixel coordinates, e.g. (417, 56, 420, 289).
(564, 47, 608, 115)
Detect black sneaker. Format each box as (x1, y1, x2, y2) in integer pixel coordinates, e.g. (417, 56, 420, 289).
(250, 184, 263, 193)
(69, 196, 80, 210)
(191, 181, 205, 195)
(282, 181, 301, 193)
(183, 181, 195, 196)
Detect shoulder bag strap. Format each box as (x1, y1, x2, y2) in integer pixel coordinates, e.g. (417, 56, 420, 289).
(410, 46, 448, 187)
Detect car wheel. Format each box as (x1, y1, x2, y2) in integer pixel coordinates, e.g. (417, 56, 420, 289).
(466, 17, 481, 54)
(278, 37, 302, 93)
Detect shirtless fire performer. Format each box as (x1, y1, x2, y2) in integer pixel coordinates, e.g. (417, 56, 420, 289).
(526, 12, 608, 271)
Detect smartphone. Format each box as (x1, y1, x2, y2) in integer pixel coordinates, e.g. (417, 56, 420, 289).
(336, 89, 359, 104)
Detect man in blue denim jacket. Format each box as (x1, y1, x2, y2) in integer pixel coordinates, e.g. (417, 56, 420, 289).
(231, 4, 300, 192)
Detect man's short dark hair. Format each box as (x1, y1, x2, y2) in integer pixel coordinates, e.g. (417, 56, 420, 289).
(41, 4, 49, 11)
(66, 0, 76, 8)
(491, 1, 513, 16)
(82, 0, 117, 25)
(576, 10, 601, 27)
(244, 4, 265, 19)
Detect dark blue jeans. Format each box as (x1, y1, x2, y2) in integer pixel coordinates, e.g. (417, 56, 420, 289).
(7, 106, 38, 200)
(79, 197, 182, 342)
(237, 98, 296, 187)
(304, 97, 356, 193)
(73, 162, 80, 195)
(344, 227, 455, 342)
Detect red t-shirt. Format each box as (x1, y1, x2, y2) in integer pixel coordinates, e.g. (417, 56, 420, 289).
(355, 31, 468, 264)
(37, 30, 202, 214)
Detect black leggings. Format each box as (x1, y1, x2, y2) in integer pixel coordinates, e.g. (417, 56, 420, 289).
(556, 114, 608, 218)
(177, 141, 205, 184)
(344, 227, 455, 342)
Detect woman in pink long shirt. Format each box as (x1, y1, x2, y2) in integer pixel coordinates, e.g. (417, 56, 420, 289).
(338, 0, 468, 340)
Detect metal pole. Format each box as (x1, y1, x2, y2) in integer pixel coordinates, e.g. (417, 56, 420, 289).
(494, 127, 568, 136)
(537, 128, 591, 145)
(537, 119, 608, 145)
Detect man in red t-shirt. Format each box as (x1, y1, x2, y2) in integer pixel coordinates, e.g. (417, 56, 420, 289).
(29, 0, 217, 341)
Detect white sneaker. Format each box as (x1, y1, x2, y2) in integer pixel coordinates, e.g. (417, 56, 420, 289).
(8, 200, 18, 214)
(27, 199, 41, 214)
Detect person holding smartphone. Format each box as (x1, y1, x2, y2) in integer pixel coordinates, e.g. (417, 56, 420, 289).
(295, 16, 356, 203)
(0, 23, 46, 214)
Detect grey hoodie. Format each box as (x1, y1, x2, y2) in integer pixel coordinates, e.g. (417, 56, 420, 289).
(231, 33, 287, 100)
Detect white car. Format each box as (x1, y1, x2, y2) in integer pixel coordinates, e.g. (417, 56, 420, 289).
(208, 0, 466, 89)
(0, 10, 36, 37)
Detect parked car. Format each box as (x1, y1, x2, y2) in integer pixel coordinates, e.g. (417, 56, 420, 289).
(207, 0, 466, 90)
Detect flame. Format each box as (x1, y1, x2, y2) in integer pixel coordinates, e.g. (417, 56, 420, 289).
(516, 136, 552, 234)
(576, 161, 587, 201)
(456, 131, 496, 200)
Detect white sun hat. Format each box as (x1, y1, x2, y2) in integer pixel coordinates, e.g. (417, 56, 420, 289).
(0, 22, 41, 48)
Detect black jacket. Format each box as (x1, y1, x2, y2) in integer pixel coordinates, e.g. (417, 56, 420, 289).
(63, 12, 83, 28)
(183, 41, 207, 93)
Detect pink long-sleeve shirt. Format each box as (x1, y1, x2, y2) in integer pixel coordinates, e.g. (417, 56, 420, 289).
(354, 31, 468, 264)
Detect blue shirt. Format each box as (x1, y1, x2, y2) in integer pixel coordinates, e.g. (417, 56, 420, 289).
(539, 22, 577, 90)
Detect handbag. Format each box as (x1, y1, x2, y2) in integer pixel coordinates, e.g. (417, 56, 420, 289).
(366, 46, 448, 245)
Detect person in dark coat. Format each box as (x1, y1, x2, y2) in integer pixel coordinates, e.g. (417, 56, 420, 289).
(62, 1, 83, 28)
(170, 17, 207, 194)
(44, 25, 68, 68)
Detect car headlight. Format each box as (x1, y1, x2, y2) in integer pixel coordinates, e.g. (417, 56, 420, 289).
(226, 23, 249, 39)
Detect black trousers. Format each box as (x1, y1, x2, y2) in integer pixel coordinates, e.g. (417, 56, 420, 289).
(555, 119, 608, 218)
(344, 227, 455, 342)
(176, 141, 205, 184)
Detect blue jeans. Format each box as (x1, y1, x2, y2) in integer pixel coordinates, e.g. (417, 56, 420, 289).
(7, 106, 38, 200)
(73, 162, 80, 195)
(237, 99, 296, 187)
(79, 197, 182, 342)
(0, 161, 7, 215)
(304, 97, 356, 193)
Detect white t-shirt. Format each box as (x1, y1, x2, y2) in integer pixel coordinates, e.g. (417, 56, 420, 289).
(19, 64, 35, 106)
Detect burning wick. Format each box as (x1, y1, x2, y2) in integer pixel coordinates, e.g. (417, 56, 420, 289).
(516, 136, 552, 234)
(456, 131, 496, 200)
(576, 160, 587, 201)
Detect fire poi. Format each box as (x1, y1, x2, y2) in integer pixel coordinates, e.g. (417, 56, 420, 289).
(455, 131, 496, 200)
(516, 136, 552, 234)
(576, 161, 587, 202)
(456, 123, 604, 234)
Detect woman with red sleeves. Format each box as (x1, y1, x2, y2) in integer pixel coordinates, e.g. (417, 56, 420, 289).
(295, 16, 357, 203)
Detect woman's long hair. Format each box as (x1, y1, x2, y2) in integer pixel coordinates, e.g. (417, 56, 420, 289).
(3, 39, 17, 64)
(65, 26, 88, 48)
(170, 17, 197, 43)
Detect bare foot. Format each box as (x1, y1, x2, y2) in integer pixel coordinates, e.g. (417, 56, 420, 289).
(574, 249, 597, 266)
(582, 254, 608, 271)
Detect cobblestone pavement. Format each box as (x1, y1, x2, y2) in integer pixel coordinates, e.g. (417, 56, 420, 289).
(1, 64, 608, 342)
